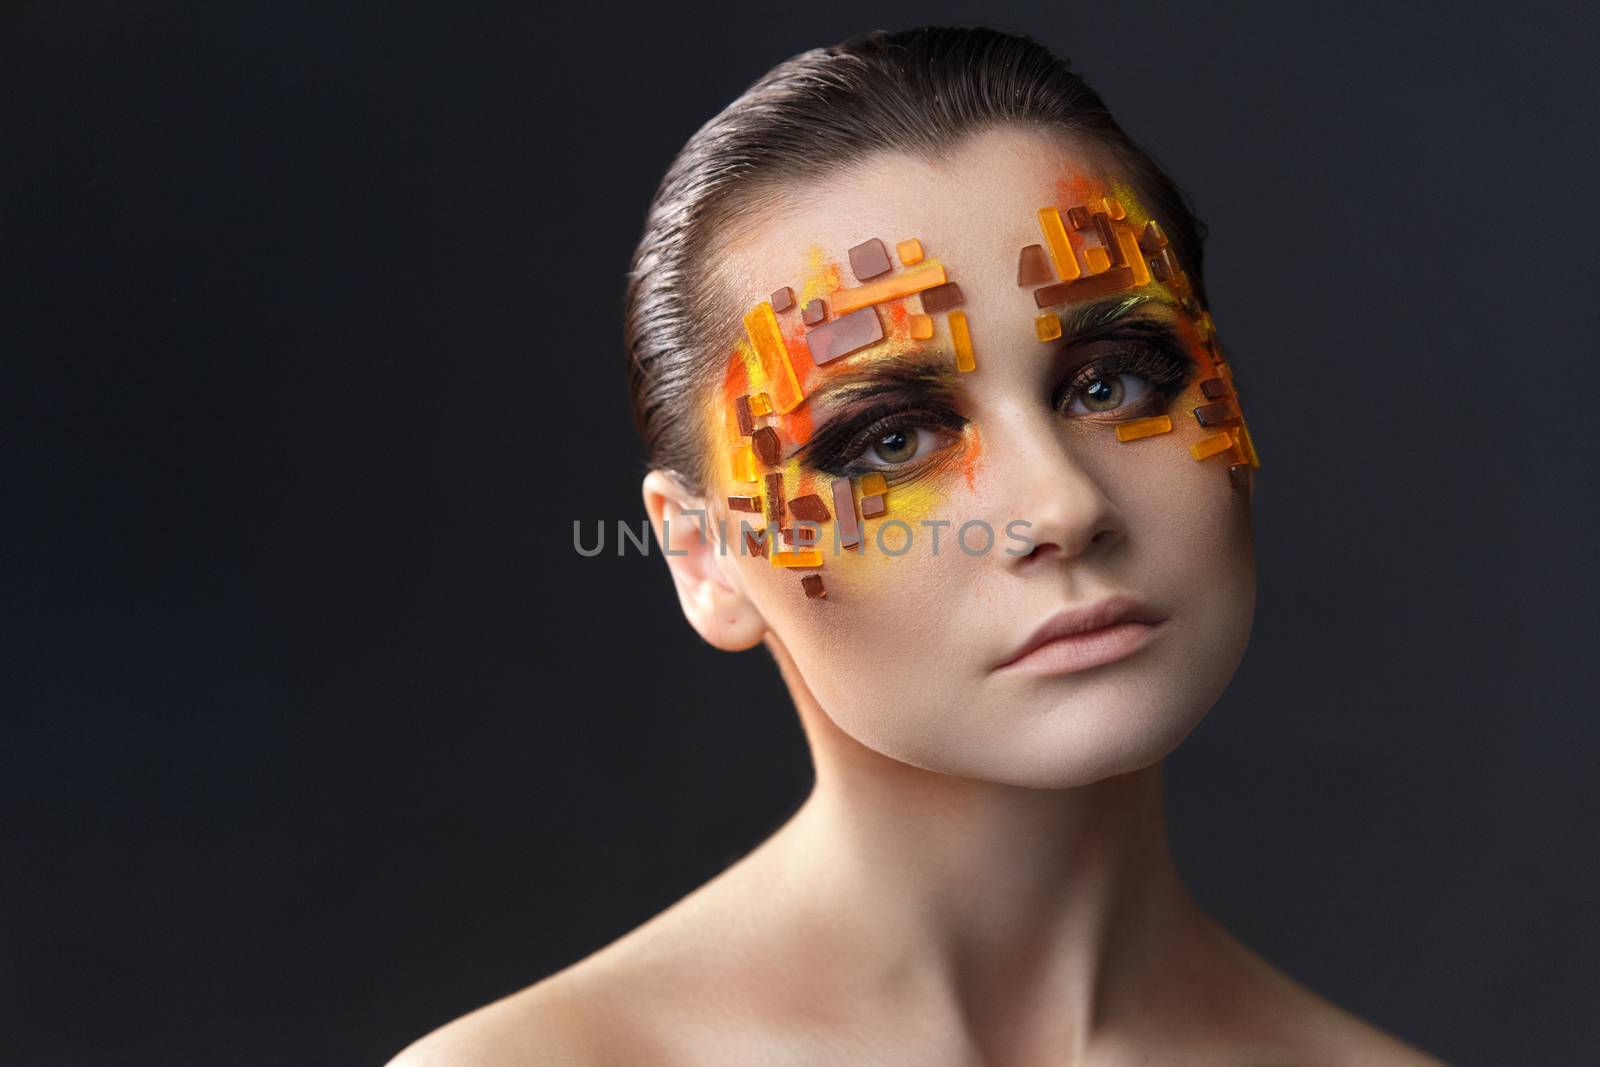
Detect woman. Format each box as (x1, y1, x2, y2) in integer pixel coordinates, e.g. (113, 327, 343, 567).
(393, 27, 1446, 1066)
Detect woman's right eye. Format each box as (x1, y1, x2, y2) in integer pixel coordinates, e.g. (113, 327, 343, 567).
(805, 406, 967, 478)
(854, 423, 960, 470)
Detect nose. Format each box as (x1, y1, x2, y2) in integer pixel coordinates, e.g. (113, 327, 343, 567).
(990, 418, 1126, 571)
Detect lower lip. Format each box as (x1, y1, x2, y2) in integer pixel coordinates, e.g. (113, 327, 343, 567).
(998, 620, 1164, 675)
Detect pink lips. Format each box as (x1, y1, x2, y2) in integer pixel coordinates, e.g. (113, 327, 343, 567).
(994, 595, 1166, 675)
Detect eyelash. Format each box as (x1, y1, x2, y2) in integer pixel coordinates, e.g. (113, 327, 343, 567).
(1055, 345, 1192, 417)
(805, 341, 1196, 478)
(809, 400, 966, 479)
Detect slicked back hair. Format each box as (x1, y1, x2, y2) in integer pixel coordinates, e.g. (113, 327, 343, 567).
(623, 26, 1210, 495)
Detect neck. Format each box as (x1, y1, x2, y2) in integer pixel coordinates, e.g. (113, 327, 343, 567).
(756, 632, 1205, 1060)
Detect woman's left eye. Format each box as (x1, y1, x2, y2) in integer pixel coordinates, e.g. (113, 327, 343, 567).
(1055, 346, 1192, 419)
(1061, 373, 1155, 416)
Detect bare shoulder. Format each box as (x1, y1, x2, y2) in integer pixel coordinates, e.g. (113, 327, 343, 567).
(1273, 994, 1450, 1066)
(383, 878, 754, 1067)
(384, 959, 669, 1067)
(1326, 1019, 1450, 1066)
(383, 971, 599, 1067)
(1177, 910, 1451, 1066)
(1279, 968, 1449, 1064)
(1266, 983, 1447, 1066)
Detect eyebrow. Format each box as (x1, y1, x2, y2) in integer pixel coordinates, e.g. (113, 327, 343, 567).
(1057, 291, 1183, 339)
(829, 292, 1178, 373)
(802, 350, 964, 409)
(798, 291, 1186, 411)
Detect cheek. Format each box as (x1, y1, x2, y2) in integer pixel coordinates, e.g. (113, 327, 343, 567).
(1111, 380, 1257, 676)
(744, 531, 984, 764)
(727, 446, 983, 666)
(1113, 377, 1256, 570)
(713, 402, 985, 608)
(1097, 370, 1258, 493)
(735, 485, 976, 634)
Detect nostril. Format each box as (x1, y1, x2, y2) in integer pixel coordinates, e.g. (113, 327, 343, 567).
(1022, 542, 1063, 564)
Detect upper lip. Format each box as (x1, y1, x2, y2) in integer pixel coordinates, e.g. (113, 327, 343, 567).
(995, 595, 1165, 669)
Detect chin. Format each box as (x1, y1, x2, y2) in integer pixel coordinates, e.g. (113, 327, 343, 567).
(834, 688, 1208, 789)
(1023, 697, 1214, 787)
(852, 644, 1234, 789)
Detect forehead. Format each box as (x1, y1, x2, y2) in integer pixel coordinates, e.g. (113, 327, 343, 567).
(713, 125, 1126, 304)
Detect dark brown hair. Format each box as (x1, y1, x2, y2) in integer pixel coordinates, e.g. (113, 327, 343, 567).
(624, 25, 1210, 495)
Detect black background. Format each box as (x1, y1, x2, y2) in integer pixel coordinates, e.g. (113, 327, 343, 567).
(4, 2, 1597, 1064)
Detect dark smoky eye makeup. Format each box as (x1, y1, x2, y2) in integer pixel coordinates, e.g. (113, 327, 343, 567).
(1049, 318, 1198, 418)
(796, 315, 1199, 477)
(798, 394, 967, 479)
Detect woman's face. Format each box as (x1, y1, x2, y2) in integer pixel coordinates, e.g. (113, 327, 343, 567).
(696, 125, 1256, 788)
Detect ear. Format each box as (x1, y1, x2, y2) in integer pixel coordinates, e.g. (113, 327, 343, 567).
(642, 469, 767, 652)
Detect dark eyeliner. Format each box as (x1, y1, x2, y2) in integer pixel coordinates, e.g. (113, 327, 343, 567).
(801, 399, 965, 477)
(1051, 324, 1197, 415)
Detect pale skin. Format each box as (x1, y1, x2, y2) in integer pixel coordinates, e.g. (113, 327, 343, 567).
(389, 126, 1448, 1066)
